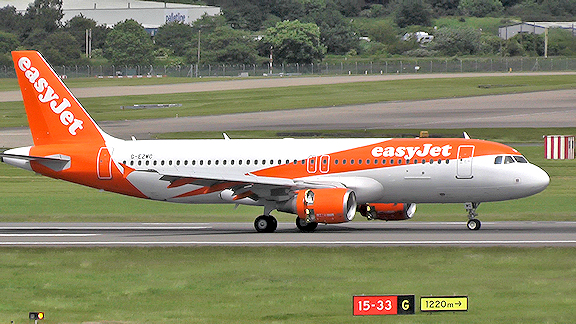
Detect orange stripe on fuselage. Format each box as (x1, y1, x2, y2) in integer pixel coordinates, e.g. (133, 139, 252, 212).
(252, 138, 518, 179)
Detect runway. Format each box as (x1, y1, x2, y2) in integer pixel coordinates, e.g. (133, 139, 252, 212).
(0, 221, 575, 247)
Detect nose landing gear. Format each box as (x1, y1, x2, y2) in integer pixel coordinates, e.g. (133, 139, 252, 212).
(465, 202, 481, 230)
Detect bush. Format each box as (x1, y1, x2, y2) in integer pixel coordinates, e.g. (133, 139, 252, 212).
(429, 27, 482, 56)
(394, 0, 433, 28)
(458, 0, 504, 17)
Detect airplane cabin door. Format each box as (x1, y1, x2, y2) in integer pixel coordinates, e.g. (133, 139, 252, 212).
(456, 145, 474, 179)
(307, 156, 318, 174)
(97, 147, 113, 180)
(319, 155, 330, 173)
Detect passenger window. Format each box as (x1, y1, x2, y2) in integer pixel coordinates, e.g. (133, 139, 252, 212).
(358, 159, 362, 165)
(199, 160, 203, 165)
(351, 159, 355, 165)
(207, 160, 211, 165)
(494, 156, 503, 164)
(215, 160, 219, 165)
(504, 156, 515, 164)
(446, 159, 450, 164)
(366, 159, 370, 165)
(335, 159, 339, 165)
(343, 159, 347, 165)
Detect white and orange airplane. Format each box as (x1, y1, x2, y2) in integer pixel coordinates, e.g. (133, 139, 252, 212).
(1, 51, 550, 232)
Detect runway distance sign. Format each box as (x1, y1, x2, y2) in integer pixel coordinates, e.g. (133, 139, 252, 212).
(420, 296, 468, 312)
(353, 295, 415, 315)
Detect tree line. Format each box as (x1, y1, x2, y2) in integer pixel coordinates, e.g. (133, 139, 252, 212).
(1, 0, 576, 69)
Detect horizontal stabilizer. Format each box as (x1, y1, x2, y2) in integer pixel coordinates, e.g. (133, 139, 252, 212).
(1, 152, 71, 171)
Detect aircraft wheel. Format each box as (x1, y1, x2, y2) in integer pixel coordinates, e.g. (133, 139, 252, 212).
(254, 215, 277, 233)
(295, 217, 318, 232)
(467, 219, 481, 231)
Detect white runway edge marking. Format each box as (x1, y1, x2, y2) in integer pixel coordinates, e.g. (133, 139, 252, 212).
(1, 240, 576, 246)
(0, 234, 100, 237)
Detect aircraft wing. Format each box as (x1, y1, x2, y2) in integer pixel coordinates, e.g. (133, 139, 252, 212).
(124, 165, 344, 202)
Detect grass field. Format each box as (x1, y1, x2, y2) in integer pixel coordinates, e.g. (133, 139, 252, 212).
(2, 74, 576, 128)
(1, 75, 575, 323)
(0, 247, 574, 323)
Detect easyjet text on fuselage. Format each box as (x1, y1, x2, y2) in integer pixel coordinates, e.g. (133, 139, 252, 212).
(371, 144, 452, 160)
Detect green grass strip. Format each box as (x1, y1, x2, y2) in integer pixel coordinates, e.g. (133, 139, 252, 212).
(0, 247, 574, 323)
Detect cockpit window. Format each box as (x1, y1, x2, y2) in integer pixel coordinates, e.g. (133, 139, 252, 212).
(513, 155, 528, 163)
(495, 155, 528, 165)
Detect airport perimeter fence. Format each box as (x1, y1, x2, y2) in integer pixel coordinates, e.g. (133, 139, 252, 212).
(2, 57, 576, 79)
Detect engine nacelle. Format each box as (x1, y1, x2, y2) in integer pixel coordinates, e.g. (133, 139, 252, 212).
(358, 203, 416, 221)
(295, 188, 357, 224)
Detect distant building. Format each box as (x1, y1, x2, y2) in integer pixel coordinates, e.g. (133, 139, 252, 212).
(499, 22, 576, 40)
(0, 0, 221, 35)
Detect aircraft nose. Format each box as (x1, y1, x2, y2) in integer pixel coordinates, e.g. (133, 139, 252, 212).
(526, 165, 550, 194)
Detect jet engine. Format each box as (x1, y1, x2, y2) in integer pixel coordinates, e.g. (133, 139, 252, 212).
(294, 188, 357, 224)
(358, 203, 416, 221)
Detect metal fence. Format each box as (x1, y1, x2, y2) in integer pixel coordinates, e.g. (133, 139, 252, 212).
(2, 57, 576, 78)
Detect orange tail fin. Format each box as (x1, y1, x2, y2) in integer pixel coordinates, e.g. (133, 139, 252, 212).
(12, 51, 105, 146)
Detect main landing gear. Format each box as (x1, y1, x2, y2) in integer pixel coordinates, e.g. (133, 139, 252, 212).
(465, 202, 481, 230)
(295, 217, 318, 232)
(254, 215, 278, 233)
